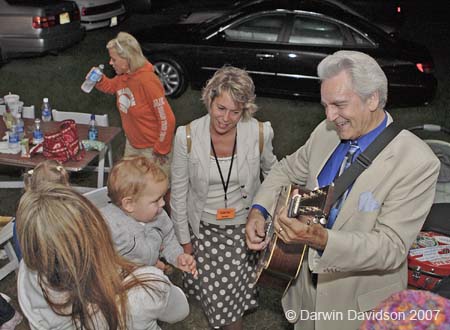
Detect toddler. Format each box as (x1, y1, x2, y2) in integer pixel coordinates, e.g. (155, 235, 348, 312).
(23, 160, 69, 191)
(14, 160, 70, 260)
(101, 156, 197, 276)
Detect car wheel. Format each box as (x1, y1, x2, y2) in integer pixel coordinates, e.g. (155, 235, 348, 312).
(153, 58, 187, 98)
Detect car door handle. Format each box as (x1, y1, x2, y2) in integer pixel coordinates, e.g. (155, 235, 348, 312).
(256, 53, 275, 59)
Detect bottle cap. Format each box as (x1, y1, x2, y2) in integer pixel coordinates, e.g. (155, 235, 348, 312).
(99, 64, 104, 70)
(43, 97, 49, 103)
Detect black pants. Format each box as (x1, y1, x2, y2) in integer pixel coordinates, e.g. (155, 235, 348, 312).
(0, 294, 15, 325)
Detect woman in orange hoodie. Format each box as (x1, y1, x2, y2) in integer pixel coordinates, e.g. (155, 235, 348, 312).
(94, 32, 175, 176)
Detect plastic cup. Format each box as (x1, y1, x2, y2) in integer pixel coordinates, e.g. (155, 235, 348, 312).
(3, 94, 19, 104)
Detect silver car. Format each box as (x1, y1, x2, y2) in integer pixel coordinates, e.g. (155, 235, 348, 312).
(0, 0, 85, 62)
(74, 0, 127, 30)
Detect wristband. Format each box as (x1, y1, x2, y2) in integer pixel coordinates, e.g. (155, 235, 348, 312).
(251, 204, 269, 220)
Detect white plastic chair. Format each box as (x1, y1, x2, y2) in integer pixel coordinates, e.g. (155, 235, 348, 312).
(51, 109, 114, 172)
(0, 220, 19, 281)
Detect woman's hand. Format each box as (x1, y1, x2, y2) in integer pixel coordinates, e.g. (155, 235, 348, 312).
(245, 208, 267, 251)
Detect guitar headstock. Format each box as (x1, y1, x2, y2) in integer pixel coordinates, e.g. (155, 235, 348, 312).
(287, 186, 331, 225)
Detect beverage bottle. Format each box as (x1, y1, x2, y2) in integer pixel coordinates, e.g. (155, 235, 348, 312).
(88, 114, 98, 141)
(41, 97, 52, 122)
(81, 64, 104, 93)
(32, 119, 44, 145)
(8, 124, 20, 151)
(14, 112, 24, 140)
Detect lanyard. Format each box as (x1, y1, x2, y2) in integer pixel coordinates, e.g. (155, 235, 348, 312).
(211, 133, 237, 208)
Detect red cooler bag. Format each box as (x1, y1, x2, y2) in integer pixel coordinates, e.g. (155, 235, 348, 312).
(43, 119, 84, 163)
(408, 231, 450, 290)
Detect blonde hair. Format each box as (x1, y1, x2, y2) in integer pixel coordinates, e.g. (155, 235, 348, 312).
(106, 32, 147, 72)
(201, 66, 257, 120)
(24, 160, 69, 191)
(16, 184, 165, 330)
(108, 156, 167, 207)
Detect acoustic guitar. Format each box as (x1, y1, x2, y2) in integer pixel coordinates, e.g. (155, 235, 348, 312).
(253, 185, 334, 292)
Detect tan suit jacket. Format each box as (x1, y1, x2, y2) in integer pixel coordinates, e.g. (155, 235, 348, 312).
(252, 114, 440, 330)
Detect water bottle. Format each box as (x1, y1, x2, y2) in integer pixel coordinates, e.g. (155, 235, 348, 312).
(14, 112, 24, 140)
(8, 124, 20, 151)
(81, 64, 104, 93)
(41, 97, 52, 122)
(88, 114, 98, 141)
(32, 119, 44, 145)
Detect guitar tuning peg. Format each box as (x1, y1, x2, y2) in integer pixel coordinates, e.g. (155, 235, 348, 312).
(312, 215, 328, 227)
(319, 217, 328, 226)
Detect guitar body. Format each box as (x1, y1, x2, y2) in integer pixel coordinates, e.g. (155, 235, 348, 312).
(254, 185, 332, 292)
(256, 238, 307, 290)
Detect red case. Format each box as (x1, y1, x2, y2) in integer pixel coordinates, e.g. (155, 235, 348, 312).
(408, 231, 450, 290)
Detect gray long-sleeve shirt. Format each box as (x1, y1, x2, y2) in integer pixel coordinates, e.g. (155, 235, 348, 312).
(100, 203, 183, 267)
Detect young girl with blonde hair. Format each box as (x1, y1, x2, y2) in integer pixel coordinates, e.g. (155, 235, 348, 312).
(16, 184, 188, 330)
(23, 159, 69, 190)
(12, 160, 71, 260)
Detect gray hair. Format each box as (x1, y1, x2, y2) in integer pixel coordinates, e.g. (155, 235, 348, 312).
(201, 66, 257, 120)
(317, 51, 388, 108)
(106, 32, 147, 72)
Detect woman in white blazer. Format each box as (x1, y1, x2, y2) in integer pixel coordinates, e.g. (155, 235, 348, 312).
(170, 66, 277, 330)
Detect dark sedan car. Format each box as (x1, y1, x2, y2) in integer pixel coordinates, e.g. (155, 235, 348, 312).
(135, 0, 437, 107)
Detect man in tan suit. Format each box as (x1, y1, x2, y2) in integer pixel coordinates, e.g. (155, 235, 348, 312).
(246, 51, 440, 330)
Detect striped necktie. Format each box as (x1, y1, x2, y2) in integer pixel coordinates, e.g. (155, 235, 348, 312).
(327, 141, 360, 229)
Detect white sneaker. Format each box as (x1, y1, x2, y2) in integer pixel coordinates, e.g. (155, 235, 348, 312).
(0, 311, 23, 330)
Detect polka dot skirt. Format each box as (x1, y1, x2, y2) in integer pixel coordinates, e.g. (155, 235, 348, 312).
(183, 222, 258, 328)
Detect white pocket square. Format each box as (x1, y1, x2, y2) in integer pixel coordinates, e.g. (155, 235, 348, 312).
(358, 192, 380, 212)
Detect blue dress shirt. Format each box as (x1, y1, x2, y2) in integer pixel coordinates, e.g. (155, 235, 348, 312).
(318, 114, 388, 189)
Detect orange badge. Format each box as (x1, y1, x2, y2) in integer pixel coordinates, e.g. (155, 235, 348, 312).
(216, 208, 236, 220)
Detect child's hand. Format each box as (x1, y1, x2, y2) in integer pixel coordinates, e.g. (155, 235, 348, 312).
(155, 259, 166, 271)
(177, 253, 198, 278)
